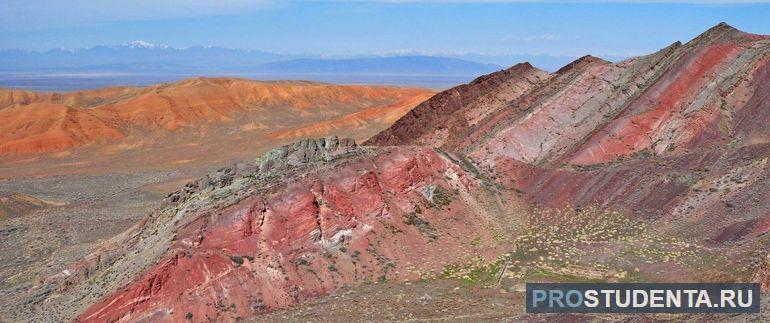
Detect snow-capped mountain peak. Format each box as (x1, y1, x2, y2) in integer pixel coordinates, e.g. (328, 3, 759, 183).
(123, 40, 170, 49)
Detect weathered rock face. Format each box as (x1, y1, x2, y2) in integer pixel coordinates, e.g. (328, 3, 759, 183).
(45, 137, 521, 322)
(30, 23, 770, 322)
(564, 26, 770, 166)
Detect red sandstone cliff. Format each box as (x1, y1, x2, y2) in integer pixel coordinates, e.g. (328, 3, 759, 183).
(63, 137, 521, 322)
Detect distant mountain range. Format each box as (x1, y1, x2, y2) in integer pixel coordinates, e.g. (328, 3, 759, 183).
(0, 41, 612, 77)
(257, 56, 501, 75)
(0, 41, 501, 76)
(0, 41, 636, 91)
(0, 42, 291, 73)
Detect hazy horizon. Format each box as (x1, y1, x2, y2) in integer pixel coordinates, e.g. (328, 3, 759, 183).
(3, 1, 770, 58)
(3, 1, 770, 91)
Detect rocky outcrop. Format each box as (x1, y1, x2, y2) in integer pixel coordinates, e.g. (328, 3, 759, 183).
(256, 136, 359, 173)
(28, 136, 519, 322)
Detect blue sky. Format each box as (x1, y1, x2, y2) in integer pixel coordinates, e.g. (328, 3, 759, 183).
(2, 1, 770, 58)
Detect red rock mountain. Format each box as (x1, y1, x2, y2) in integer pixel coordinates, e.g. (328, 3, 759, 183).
(368, 23, 770, 166)
(18, 24, 770, 321)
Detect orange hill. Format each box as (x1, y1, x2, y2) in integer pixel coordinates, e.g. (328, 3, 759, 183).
(0, 78, 434, 174)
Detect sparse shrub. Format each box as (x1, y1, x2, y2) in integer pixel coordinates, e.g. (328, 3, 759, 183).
(228, 255, 244, 266)
(431, 186, 456, 208)
(295, 258, 309, 266)
(404, 212, 438, 240)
